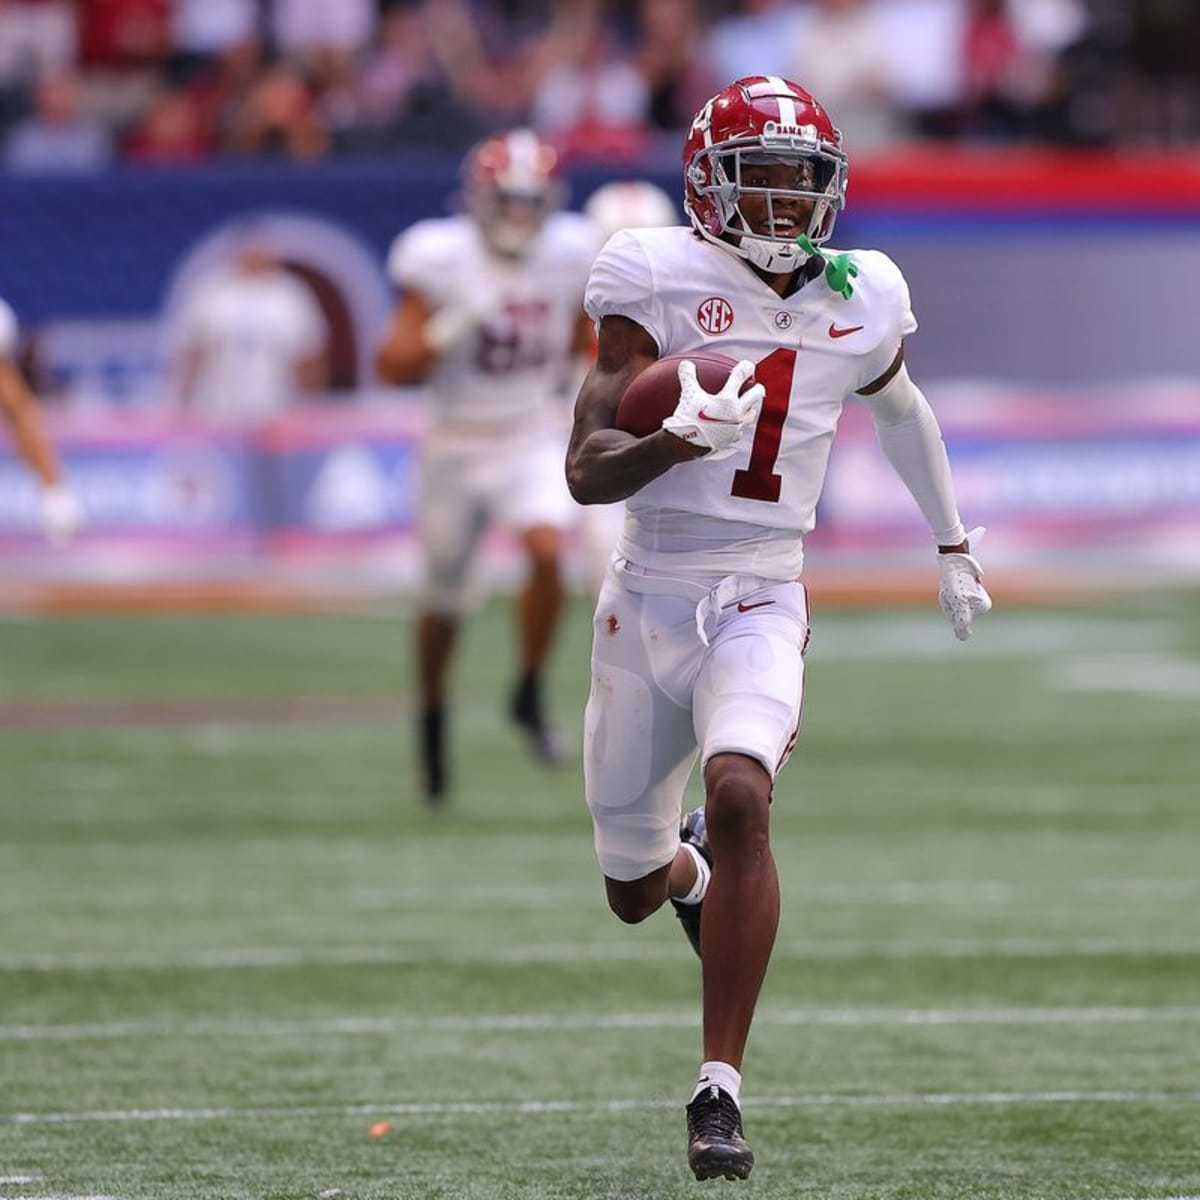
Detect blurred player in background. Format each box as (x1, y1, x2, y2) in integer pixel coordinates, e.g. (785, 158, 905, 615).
(566, 76, 992, 1179)
(579, 179, 679, 591)
(377, 128, 596, 804)
(171, 230, 329, 426)
(0, 296, 83, 545)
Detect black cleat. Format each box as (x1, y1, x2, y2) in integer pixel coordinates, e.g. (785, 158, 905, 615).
(419, 706, 448, 804)
(509, 672, 566, 766)
(670, 805, 711, 958)
(686, 1085, 754, 1180)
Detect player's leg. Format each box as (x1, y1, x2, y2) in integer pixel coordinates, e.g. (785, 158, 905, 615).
(413, 444, 489, 803)
(510, 521, 566, 762)
(414, 610, 457, 800)
(684, 581, 809, 1180)
(696, 751, 778, 1069)
(584, 575, 706, 921)
(494, 431, 576, 763)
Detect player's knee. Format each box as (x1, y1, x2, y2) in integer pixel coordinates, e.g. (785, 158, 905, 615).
(704, 754, 772, 850)
(604, 875, 666, 924)
(420, 570, 474, 615)
(522, 524, 563, 568)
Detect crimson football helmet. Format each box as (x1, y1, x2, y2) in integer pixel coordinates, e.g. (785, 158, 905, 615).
(462, 128, 564, 257)
(683, 76, 847, 274)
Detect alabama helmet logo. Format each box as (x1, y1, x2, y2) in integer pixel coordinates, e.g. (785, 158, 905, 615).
(697, 296, 734, 334)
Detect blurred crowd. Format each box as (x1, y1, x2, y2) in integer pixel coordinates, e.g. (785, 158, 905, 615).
(0, 0, 1196, 174)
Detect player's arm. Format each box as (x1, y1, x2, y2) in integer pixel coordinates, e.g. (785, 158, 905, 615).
(858, 344, 990, 638)
(0, 355, 62, 487)
(0, 355, 83, 545)
(376, 290, 440, 384)
(857, 343, 967, 550)
(565, 315, 704, 506)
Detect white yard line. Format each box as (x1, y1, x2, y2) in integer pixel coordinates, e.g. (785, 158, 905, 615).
(346, 878, 1198, 909)
(3, 935, 1200, 972)
(1052, 655, 1200, 699)
(4, 1006, 1200, 1042)
(4, 1090, 1200, 1127)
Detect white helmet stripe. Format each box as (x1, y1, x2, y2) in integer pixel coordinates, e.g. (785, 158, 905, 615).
(507, 129, 540, 172)
(763, 75, 798, 127)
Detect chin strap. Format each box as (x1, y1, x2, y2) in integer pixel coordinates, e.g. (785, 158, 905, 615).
(796, 234, 859, 299)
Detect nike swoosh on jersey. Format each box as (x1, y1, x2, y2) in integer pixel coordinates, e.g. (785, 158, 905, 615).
(737, 599, 777, 612)
(697, 410, 739, 424)
(828, 323, 864, 338)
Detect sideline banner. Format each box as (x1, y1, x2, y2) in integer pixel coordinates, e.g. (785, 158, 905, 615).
(815, 383, 1200, 571)
(2, 389, 1199, 581)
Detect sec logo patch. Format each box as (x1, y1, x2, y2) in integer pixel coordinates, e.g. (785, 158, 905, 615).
(696, 296, 734, 334)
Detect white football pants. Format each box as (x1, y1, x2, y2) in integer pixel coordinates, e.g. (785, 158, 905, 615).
(584, 558, 809, 882)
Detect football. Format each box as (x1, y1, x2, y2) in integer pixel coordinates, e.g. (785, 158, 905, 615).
(615, 352, 744, 438)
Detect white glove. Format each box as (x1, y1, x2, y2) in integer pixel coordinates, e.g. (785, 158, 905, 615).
(40, 483, 84, 547)
(938, 525, 992, 641)
(661, 359, 764, 461)
(424, 285, 503, 355)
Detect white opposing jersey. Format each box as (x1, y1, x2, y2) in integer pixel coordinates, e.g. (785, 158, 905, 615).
(175, 271, 327, 424)
(585, 227, 916, 576)
(0, 296, 18, 358)
(388, 212, 597, 430)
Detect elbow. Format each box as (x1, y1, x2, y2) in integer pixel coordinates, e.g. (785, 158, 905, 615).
(377, 346, 418, 386)
(565, 462, 592, 505)
(566, 457, 605, 506)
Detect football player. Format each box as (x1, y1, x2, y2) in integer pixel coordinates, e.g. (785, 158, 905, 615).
(0, 296, 83, 546)
(566, 76, 992, 1179)
(378, 128, 596, 803)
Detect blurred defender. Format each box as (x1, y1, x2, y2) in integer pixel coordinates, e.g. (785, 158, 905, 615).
(566, 76, 992, 1178)
(378, 129, 596, 803)
(0, 296, 83, 545)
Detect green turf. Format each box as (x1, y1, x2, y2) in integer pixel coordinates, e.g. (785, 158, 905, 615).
(1, 593, 1199, 1198)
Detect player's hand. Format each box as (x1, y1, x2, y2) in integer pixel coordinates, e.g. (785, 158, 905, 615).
(938, 525, 992, 640)
(661, 359, 764, 461)
(424, 286, 502, 355)
(40, 483, 84, 547)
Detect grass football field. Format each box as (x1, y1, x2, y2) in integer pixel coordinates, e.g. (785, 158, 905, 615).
(2, 591, 1199, 1199)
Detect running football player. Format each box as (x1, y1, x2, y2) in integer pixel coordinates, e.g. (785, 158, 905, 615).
(379, 129, 596, 803)
(565, 76, 992, 1179)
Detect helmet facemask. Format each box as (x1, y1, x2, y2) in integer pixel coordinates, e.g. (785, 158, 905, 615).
(471, 184, 560, 257)
(688, 124, 847, 274)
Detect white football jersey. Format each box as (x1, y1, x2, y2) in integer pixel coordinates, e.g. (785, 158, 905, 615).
(0, 296, 18, 358)
(174, 270, 328, 424)
(585, 227, 917, 577)
(388, 212, 597, 430)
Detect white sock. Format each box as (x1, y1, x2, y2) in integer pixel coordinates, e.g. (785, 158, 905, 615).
(676, 841, 710, 905)
(691, 1060, 742, 1108)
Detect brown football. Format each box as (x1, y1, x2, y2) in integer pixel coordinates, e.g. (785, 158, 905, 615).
(615, 352, 746, 438)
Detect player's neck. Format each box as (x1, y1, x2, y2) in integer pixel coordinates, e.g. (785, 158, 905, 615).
(750, 255, 822, 299)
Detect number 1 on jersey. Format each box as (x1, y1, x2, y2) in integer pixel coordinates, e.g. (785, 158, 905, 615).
(731, 347, 795, 503)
